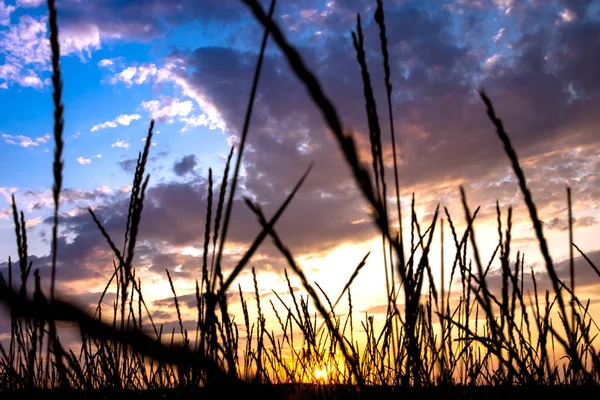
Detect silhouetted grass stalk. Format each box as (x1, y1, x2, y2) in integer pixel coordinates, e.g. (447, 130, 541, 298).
(0, 0, 598, 393)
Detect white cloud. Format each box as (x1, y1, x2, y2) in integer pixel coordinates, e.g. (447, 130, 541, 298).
(111, 66, 137, 86)
(16, 0, 44, 7)
(98, 59, 113, 68)
(91, 113, 141, 132)
(0, 15, 50, 68)
(109, 62, 225, 131)
(226, 135, 238, 148)
(484, 54, 501, 69)
(0, 1, 15, 26)
(493, 28, 506, 43)
(37, 133, 50, 143)
(2, 132, 50, 148)
(97, 185, 111, 193)
(111, 139, 130, 149)
(141, 98, 193, 120)
(0, 14, 76, 88)
(0, 11, 103, 88)
(106, 63, 157, 84)
(77, 156, 92, 165)
(98, 57, 124, 72)
(115, 114, 142, 126)
(60, 23, 101, 57)
(135, 63, 157, 84)
(0, 64, 19, 85)
(0, 187, 17, 203)
(180, 114, 210, 132)
(0, 208, 11, 219)
(94, 153, 102, 158)
(27, 216, 43, 227)
(8, 186, 118, 213)
(559, 9, 576, 23)
(20, 73, 43, 88)
(91, 120, 117, 131)
(493, 0, 513, 13)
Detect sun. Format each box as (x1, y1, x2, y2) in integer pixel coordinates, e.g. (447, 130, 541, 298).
(314, 366, 328, 382)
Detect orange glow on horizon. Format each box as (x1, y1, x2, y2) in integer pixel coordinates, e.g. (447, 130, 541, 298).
(314, 366, 328, 382)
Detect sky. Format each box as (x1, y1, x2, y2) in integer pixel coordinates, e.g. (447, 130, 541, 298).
(0, 0, 599, 345)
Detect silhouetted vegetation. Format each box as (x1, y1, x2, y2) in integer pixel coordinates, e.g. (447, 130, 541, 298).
(0, 0, 598, 398)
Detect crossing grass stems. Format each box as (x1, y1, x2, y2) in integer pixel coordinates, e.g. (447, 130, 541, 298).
(0, 0, 598, 395)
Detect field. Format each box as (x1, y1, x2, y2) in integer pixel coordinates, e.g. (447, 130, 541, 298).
(0, 0, 599, 398)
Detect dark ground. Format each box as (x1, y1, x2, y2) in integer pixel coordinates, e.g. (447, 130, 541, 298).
(1, 384, 600, 400)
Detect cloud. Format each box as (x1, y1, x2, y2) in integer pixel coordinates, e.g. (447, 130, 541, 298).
(98, 58, 114, 68)
(107, 63, 159, 86)
(16, 0, 44, 7)
(115, 114, 142, 126)
(57, 0, 248, 44)
(2, 133, 50, 148)
(173, 155, 197, 176)
(92, 121, 118, 131)
(19, 73, 43, 88)
(0, 11, 103, 88)
(141, 98, 193, 121)
(545, 216, 598, 232)
(91, 114, 141, 132)
(0, 187, 16, 203)
(0, 1, 15, 26)
(558, 8, 576, 23)
(484, 54, 501, 69)
(0, 15, 49, 88)
(480, 249, 600, 299)
(135, 63, 158, 84)
(111, 66, 138, 86)
(97, 57, 125, 72)
(110, 0, 595, 271)
(106, 62, 225, 130)
(119, 158, 138, 173)
(0, 208, 10, 219)
(77, 157, 92, 165)
(180, 114, 211, 132)
(10, 186, 115, 213)
(493, 27, 506, 42)
(60, 22, 101, 56)
(111, 139, 130, 149)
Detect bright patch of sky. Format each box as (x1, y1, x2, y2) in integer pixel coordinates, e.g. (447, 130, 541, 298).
(0, 0, 237, 260)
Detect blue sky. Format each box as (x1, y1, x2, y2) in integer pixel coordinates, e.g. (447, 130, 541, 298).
(0, 0, 599, 331)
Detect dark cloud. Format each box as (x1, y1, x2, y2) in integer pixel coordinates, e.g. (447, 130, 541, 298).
(152, 291, 241, 309)
(151, 253, 178, 271)
(162, 0, 599, 254)
(173, 154, 197, 176)
(476, 249, 600, 298)
(119, 158, 138, 173)
(545, 216, 598, 232)
(58, 0, 246, 41)
(58, 0, 600, 239)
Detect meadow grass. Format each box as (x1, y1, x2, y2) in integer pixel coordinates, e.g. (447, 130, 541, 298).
(0, 0, 599, 397)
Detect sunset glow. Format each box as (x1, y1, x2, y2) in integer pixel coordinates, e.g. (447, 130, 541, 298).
(314, 366, 328, 382)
